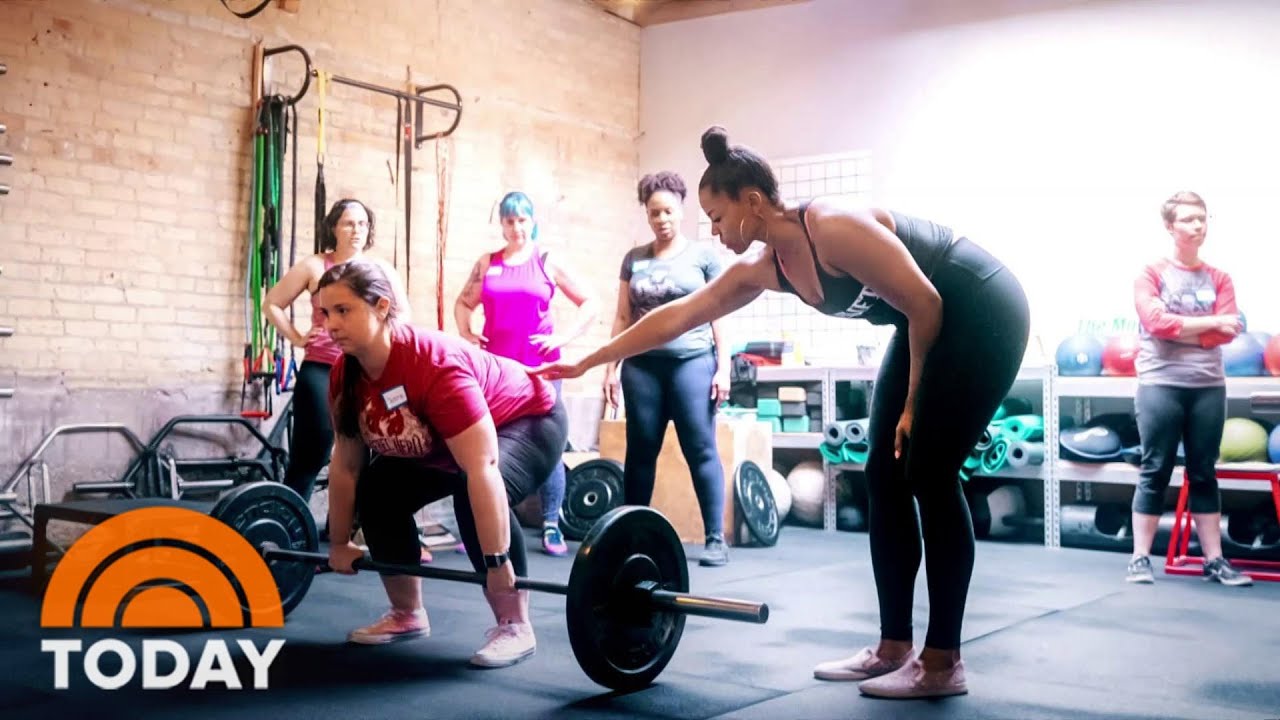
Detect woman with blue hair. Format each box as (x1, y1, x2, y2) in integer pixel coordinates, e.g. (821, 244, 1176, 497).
(454, 191, 600, 555)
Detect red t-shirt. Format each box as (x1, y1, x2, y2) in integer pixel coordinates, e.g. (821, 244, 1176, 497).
(329, 323, 558, 471)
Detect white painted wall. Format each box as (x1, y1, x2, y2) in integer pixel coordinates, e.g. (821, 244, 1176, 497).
(639, 0, 1280, 359)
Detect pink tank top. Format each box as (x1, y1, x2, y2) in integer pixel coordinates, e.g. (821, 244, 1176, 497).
(480, 249, 561, 367)
(304, 254, 343, 366)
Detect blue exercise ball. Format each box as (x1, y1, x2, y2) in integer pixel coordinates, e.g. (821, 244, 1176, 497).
(1056, 335, 1104, 376)
(1223, 333, 1265, 376)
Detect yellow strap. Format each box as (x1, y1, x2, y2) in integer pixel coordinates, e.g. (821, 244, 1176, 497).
(317, 70, 328, 162)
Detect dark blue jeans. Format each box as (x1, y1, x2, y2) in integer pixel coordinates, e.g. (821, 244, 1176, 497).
(620, 350, 724, 537)
(538, 380, 567, 524)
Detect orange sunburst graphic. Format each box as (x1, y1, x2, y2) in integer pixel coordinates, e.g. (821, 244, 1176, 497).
(40, 507, 284, 629)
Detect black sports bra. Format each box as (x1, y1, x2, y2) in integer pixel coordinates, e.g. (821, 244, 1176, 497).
(772, 204, 955, 325)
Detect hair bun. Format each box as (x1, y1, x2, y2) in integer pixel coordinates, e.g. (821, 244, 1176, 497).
(701, 126, 731, 164)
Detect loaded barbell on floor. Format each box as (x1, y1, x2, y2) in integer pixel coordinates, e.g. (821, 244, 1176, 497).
(210, 481, 769, 691)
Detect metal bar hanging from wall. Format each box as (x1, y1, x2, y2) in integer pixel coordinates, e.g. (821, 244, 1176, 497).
(261, 45, 463, 147)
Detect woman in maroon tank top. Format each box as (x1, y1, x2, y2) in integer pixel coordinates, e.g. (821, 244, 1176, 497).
(264, 199, 411, 507)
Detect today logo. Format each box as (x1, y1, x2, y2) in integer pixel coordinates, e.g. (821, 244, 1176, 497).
(39, 506, 286, 690)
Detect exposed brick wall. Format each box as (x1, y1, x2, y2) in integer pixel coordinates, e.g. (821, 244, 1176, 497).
(0, 0, 641, 488)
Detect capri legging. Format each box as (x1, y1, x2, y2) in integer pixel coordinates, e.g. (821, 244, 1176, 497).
(355, 399, 569, 577)
(863, 238, 1030, 650)
(1131, 384, 1225, 516)
(619, 349, 725, 537)
(282, 361, 334, 501)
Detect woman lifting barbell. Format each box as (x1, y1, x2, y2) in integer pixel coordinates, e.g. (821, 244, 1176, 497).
(536, 126, 1031, 699)
(318, 259, 568, 669)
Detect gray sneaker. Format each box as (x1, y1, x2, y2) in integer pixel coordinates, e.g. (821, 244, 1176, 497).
(699, 534, 729, 567)
(1126, 555, 1154, 584)
(1203, 557, 1253, 586)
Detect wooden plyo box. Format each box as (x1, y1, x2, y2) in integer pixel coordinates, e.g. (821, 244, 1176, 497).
(598, 418, 773, 545)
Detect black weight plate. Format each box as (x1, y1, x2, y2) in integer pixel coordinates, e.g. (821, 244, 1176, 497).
(211, 482, 318, 617)
(735, 460, 779, 547)
(566, 505, 688, 692)
(560, 458, 625, 541)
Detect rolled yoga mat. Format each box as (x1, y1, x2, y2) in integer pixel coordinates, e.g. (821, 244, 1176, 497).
(819, 439, 869, 465)
(823, 418, 870, 446)
(1001, 415, 1044, 442)
(823, 421, 849, 446)
(974, 426, 996, 452)
(981, 438, 1010, 474)
(841, 442, 869, 464)
(1006, 440, 1045, 468)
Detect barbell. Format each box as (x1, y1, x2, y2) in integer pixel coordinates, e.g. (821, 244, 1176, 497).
(210, 481, 769, 691)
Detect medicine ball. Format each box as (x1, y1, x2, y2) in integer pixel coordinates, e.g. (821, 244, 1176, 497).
(1220, 417, 1269, 462)
(1055, 335, 1103, 376)
(786, 460, 825, 526)
(1101, 333, 1140, 376)
(1223, 333, 1265, 376)
(1265, 335, 1280, 377)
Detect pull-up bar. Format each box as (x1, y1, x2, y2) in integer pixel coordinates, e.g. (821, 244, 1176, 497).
(262, 44, 463, 146)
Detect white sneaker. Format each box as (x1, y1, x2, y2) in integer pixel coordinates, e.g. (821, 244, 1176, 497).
(469, 622, 536, 668)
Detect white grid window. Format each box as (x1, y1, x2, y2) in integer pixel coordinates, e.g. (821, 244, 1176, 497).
(701, 151, 891, 365)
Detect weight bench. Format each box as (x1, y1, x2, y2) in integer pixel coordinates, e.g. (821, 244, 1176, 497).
(1165, 462, 1280, 583)
(30, 497, 214, 591)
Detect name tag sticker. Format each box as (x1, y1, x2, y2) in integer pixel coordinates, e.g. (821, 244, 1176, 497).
(382, 385, 408, 411)
(486, 266, 503, 276)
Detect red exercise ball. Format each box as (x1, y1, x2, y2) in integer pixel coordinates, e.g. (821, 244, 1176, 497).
(1265, 334, 1280, 377)
(1101, 333, 1140, 376)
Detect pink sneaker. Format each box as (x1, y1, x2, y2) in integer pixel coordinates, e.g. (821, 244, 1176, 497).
(813, 646, 911, 681)
(470, 622, 536, 668)
(858, 657, 968, 699)
(541, 524, 569, 556)
(347, 607, 431, 645)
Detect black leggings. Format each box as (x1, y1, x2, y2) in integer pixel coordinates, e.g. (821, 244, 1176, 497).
(864, 238, 1029, 650)
(355, 399, 568, 577)
(620, 350, 725, 537)
(283, 361, 334, 501)
(1132, 384, 1225, 515)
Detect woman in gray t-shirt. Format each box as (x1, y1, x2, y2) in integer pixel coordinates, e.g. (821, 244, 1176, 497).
(603, 171, 732, 567)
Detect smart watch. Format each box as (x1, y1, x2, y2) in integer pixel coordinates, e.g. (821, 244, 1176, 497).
(483, 552, 510, 569)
